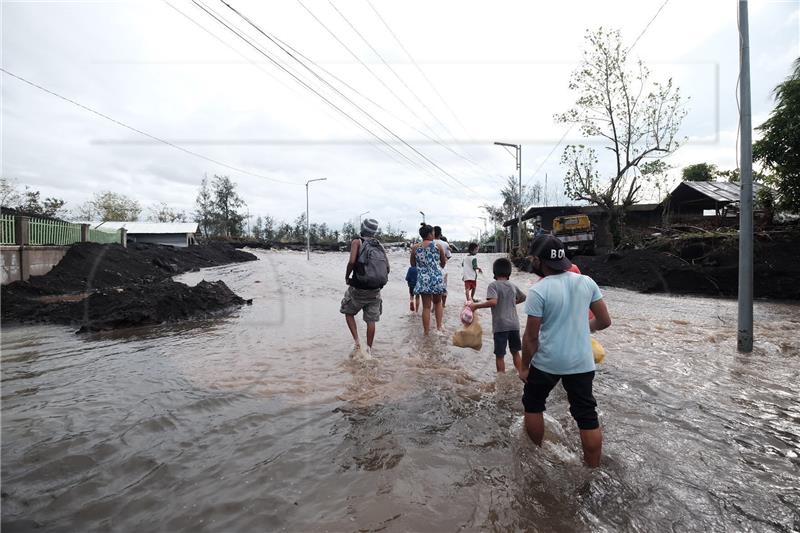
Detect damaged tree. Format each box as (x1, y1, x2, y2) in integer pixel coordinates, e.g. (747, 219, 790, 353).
(557, 27, 686, 246)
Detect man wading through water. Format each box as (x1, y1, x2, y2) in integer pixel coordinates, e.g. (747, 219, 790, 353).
(520, 235, 612, 467)
(341, 218, 390, 355)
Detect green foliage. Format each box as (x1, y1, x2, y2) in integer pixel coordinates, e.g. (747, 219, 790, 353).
(482, 175, 541, 227)
(77, 191, 141, 221)
(193, 175, 247, 238)
(0, 178, 68, 219)
(753, 58, 800, 213)
(682, 163, 718, 182)
(148, 202, 187, 223)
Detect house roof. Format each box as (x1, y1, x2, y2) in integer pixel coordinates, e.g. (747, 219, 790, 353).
(78, 221, 199, 234)
(672, 180, 761, 203)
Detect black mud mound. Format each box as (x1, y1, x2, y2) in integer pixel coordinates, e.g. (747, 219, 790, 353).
(19, 241, 256, 293)
(1, 242, 257, 331)
(513, 229, 800, 300)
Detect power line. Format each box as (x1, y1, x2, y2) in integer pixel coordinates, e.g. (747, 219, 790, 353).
(528, 1, 670, 192)
(362, 0, 494, 176)
(214, 0, 479, 193)
(190, 0, 440, 184)
(0, 67, 299, 185)
(295, 0, 480, 173)
(524, 125, 573, 189)
(628, 0, 670, 52)
(365, 0, 471, 139)
(164, 0, 416, 172)
(328, 1, 459, 145)
(264, 17, 486, 175)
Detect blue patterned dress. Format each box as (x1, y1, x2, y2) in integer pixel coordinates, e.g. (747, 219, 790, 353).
(414, 241, 446, 295)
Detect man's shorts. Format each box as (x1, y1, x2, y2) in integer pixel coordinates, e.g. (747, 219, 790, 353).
(522, 366, 599, 430)
(464, 279, 477, 291)
(493, 330, 521, 357)
(340, 286, 382, 323)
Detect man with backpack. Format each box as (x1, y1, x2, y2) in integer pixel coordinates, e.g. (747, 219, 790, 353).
(341, 218, 390, 355)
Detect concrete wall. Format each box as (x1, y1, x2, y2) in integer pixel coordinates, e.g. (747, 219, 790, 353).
(1, 245, 69, 284)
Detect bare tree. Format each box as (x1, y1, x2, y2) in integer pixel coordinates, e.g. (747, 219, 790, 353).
(557, 28, 686, 244)
(148, 202, 187, 223)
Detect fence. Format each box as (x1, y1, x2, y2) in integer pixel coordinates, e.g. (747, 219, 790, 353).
(29, 217, 83, 245)
(0, 216, 124, 246)
(1, 214, 14, 245)
(88, 227, 121, 244)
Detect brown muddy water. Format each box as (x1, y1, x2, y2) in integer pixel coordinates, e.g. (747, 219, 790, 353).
(2, 250, 799, 532)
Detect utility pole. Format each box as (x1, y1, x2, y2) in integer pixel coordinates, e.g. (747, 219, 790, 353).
(306, 178, 327, 261)
(494, 142, 522, 250)
(737, 0, 753, 353)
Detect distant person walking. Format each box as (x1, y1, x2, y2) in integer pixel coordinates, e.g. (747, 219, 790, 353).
(405, 264, 421, 313)
(520, 235, 612, 467)
(461, 242, 482, 302)
(433, 226, 452, 307)
(341, 218, 390, 355)
(411, 224, 447, 334)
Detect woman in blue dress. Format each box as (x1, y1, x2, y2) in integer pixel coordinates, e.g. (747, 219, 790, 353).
(410, 224, 447, 334)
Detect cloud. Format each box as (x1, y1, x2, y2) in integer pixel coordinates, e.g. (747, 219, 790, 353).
(1, 0, 797, 239)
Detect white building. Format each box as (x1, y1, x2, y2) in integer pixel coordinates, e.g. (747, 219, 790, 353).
(83, 222, 200, 247)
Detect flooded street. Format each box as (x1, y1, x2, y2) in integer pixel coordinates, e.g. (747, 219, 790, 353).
(2, 250, 799, 532)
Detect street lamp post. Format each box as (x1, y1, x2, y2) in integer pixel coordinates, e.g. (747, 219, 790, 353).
(358, 210, 370, 226)
(494, 141, 522, 249)
(306, 178, 327, 260)
(419, 210, 425, 224)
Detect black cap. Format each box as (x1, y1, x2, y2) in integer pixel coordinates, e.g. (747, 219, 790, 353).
(529, 235, 572, 271)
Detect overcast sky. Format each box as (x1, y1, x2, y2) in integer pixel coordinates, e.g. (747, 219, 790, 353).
(2, 0, 798, 239)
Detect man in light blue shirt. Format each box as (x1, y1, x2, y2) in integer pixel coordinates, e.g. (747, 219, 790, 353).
(520, 235, 612, 467)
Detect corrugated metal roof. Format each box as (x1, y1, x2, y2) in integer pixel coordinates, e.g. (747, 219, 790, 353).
(677, 181, 762, 203)
(77, 221, 199, 234)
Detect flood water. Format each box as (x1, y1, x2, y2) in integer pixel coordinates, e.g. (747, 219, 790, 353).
(2, 250, 799, 532)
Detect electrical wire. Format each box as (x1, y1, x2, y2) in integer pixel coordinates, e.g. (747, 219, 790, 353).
(365, 0, 472, 140)
(214, 0, 479, 193)
(165, 0, 417, 172)
(0, 67, 299, 185)
(628, 0, 670, 52)
(264, 18, 487, 175)
(191, 0, 441, 184)
(294, 0, 484, 175)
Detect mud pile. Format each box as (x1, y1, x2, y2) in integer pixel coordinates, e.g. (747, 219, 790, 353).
(2, 242, 257, 331)
(515, 230, 800, 300)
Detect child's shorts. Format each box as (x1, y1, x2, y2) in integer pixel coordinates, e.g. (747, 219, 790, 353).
(464, 279, 477, 291)
(493, 330, 521, 357)
(522, 366, 599, 430)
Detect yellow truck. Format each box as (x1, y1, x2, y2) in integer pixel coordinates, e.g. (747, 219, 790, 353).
(552, 214, 595, 256)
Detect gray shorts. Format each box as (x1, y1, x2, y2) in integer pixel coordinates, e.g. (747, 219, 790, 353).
(340, 286, 382, 323)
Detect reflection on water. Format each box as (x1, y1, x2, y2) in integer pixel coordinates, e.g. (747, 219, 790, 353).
(2, 250, 799, 531)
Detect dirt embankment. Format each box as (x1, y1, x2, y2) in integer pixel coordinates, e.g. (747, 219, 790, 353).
(514, 229, 800, 300)
(1, 242, 257, 332)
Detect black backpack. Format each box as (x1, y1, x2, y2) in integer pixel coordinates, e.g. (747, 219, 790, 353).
(353, 238, 389, 289)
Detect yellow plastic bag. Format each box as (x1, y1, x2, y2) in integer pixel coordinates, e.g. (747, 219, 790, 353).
(453, 313, 483, 350)
(591, 337, 606, 364)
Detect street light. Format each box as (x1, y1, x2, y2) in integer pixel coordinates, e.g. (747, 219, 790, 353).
(358, 210, 370, 226)
(419, 210, 425, 224)
(494, 141, 522, 249)
(306, 178, 327, 260)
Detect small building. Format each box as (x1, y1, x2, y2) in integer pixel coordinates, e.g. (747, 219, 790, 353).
(667, 180, 763, 221)
(83, 222, 199, 247)
(507, 204, 663, 231)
